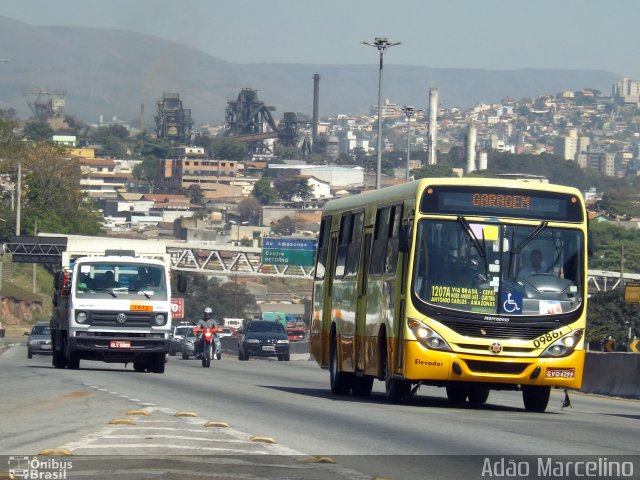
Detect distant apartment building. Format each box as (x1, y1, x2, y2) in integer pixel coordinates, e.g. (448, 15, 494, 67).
(339, 130, 370, 154)
(79, 158, 130, 199)
(613, 78, 640, 104)
(158, 146, 239, 192)
(267, 164, 364, 189)
(553, 129, 578, 160)
(580, 152, 616, 176)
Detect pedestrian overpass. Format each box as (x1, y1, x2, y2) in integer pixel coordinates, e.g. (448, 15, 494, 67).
(1, 234, 637, 288)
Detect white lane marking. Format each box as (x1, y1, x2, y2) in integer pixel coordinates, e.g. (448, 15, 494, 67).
(102, 434, 246, 442)
(70, 443, 265, 453)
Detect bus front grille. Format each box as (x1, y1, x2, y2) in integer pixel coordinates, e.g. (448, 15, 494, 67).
(439, 320, 555, 340)
(464, 360, 530, 375)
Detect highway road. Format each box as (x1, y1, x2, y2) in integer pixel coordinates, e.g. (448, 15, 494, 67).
(1, 344, 639, 479)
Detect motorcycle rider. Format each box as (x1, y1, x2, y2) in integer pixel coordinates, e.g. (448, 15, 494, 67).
(195, 307, 217, 358)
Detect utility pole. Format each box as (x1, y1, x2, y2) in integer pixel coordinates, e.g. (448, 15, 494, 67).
(362, 37, 401, 190)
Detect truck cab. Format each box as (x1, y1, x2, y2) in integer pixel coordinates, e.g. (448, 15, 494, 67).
(51, 249, 186, 373)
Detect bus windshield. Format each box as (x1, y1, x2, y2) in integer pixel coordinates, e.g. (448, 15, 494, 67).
(412, 219, 584, 317)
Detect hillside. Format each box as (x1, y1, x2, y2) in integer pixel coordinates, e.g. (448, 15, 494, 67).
(0, 16, 620, 126)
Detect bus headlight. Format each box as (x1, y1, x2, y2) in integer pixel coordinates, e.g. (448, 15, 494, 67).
(540, 329, 583, 357)
(76, 311, 88, 324)
(407, 318, 452, 352)
(153, 314, 167, 326)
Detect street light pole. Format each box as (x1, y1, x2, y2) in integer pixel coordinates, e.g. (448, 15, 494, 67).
(402, 106, 422, 182)
(362, 37, 401, 190)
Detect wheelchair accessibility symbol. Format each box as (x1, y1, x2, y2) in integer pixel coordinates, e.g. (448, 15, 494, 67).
(501, 291, 523, 314)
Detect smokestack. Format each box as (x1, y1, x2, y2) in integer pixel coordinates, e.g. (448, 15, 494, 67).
(466, 122, 477, 174)
(427, 87, 438, 165)
(479, 151, 488, 170)
(140, 103, 144, 133)
(312, 74, 320, 145)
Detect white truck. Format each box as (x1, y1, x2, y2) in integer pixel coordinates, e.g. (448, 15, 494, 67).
(50, 235, 186, 373)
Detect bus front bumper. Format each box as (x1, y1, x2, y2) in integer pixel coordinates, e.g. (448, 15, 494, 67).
(403, 340, 585, 389)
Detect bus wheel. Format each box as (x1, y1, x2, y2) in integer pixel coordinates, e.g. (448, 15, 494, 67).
(468, 386, 490, 404)
(446, 384, 469, 403)
(352, 376, 374, 397)
(522, 386, 550, 412)
(382, 341, 410, 403)
(329, 335, 353, 395)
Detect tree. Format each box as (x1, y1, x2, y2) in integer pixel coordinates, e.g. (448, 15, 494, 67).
(184, 274, 257, 321)
(271, 216, 296, 236)
(19, 141, 102, 235)
(133, 157, 160, 193)
(411, 163, 457, 179)
(186, 184, 204, 205)
(597, 189, 640, 219)
(587, 289, 640, 348)
(252, 177, 279, 204)
(195, 136, 248, 160)
(23, 121, 54, 141)
(139, 135, 172, 159)
(238, 196, 262, 225)
(274, 178, 311, 202)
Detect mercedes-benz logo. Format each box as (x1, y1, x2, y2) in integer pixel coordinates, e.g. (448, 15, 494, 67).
(489, 342, 502, 354)
(116, 313, 127, 324)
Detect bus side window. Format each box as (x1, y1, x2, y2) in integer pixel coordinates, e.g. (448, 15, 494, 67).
(315, 217, 331, 280)
(370, 207, 390, 275)
(385, 205, 403, 275)
(346, 212, 363, 277)
(334, 214, 352, 278)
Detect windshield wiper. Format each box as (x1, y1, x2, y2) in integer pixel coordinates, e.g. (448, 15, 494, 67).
(457, 216, 486, 258)
(511, 221, 548, 255)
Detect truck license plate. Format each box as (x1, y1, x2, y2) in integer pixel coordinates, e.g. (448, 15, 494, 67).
(110, 340, 131, 349)
(545, 368, 575, 379)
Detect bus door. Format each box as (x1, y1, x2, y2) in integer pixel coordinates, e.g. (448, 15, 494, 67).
(356, 228, 373, 372)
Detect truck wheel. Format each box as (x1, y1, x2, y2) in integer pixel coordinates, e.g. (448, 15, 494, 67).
(53, 350, 67, 369)
(150, 353, 165, 374)
(68, 352, 80, 370)
(134, 362, 146, 372)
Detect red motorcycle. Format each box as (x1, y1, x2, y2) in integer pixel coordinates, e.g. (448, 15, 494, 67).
(194, 326, 215, 368)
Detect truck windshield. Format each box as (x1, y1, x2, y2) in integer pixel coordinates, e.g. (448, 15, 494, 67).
(74, 262, 168, 299)
(412, 219, 584, 318)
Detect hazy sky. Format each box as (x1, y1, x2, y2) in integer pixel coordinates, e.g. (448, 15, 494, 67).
(2, 0, 639, 77)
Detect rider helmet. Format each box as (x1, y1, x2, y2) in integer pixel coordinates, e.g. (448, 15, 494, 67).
(203, 307, 213, 320)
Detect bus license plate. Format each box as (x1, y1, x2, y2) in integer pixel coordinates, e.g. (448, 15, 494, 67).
(545, 368, 575, 379)
(262, 345, 275, 352)
(110, 340, 131, 349)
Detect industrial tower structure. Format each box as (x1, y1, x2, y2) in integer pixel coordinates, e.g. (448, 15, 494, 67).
(427, 87, 438, 165)
(155, 93, 194, 143)
(23, 88, 65, 121)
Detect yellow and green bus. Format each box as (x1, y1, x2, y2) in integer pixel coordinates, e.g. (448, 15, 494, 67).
(310, 178, 588, 412)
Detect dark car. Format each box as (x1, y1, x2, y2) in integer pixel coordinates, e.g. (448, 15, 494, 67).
(26, 322, 52, 358)
(238, 320, 290, 361)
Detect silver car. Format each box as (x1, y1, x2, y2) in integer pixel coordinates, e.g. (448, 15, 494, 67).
(27, 322, 52, 358)
(169, 324, 194, 356)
